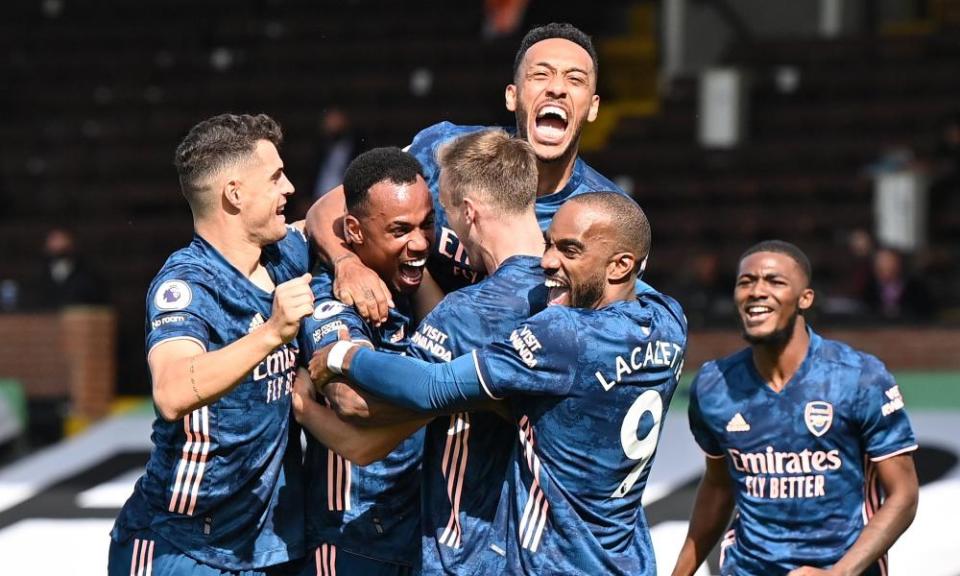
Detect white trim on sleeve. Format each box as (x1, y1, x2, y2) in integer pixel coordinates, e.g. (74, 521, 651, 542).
(870, 444, 919, 462)
(472, 350, 502, 400)
(702, 449, 726, 460)
(147, 336, 207, 361)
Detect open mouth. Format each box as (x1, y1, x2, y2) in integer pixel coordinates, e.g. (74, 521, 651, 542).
(398, 256, 427, 287)
(545, 276, 569, 306)
(275, 204, 286, 221)
(743, 304, 774, 324)
(533, 104, 569, 144)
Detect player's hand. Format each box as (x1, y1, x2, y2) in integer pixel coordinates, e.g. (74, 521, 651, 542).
(267, 273, 314, 345)
(291, 369, 317, 423)
(308, 326, 353, 387)
(787, 567, 834, 576)
(333, 255, 393, 326)
(323, 379, 372, 421)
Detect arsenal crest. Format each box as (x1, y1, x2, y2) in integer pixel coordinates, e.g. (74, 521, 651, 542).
(804, 401, 834, 437)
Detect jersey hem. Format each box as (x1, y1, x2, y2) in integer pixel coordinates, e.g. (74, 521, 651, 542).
(147, 336, 207, 360)
(870, 444, 919, 462)
(472, 350, 501, 400)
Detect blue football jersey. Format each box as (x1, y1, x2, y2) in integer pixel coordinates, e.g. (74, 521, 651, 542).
(688, 329, 918, 576)
(112, 226, 310, 570)
(405, 121, 625, 293)
(473, 293, 688, 575)
(406, 255, 547, 575)
(298, 267, 423, 567)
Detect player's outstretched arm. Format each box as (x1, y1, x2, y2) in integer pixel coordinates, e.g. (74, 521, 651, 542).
(311, 341, 488, 413)
(293, 369, 430, 465)
(787, 453, 918, 576)
(304, 185, 392, 324)
(672, 456, 735, 576)
(150, 273, 314, 421)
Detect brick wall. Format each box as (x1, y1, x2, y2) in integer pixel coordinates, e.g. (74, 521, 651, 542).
(686, 328, 960, 372)
(0, 307, 116, 420)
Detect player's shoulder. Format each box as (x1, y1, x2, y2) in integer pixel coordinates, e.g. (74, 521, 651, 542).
(640, 288, 688, 335)
(408, 121, 489, 153)
(573, 157, 624, 195)
(810, 331, 880, 376)
(151, 243, 218, 290)
(308, 266, 337, 299)
(147, 246, 220, 315)
(693, 347, 753, 392)
(818, 336, 893, 387)
(526, 304, 586, 343)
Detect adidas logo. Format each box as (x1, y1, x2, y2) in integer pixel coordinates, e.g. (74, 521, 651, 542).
(248, 313, 266, 333)
(726, 412, 751, 432)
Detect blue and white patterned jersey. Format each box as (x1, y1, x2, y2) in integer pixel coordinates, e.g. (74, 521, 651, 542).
(407, 255, 547, 575)
(688, 329, 918, 576)
(405, 122, 625, 293)
(112, 227, 309, 570)
(298, 266, 423, 567)
(475, 293, 687, 575)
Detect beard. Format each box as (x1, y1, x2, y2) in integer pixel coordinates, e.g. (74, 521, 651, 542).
(570, 270, 606, 309)
(742, 309, 799, 347)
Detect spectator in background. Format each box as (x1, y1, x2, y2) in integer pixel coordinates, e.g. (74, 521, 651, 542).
(483, 0, 530, 37)
(313, 108, 365, 199)
(861, 247, 935, 321)
(35, 227, 106, 308)
(672, 251, 734, 328)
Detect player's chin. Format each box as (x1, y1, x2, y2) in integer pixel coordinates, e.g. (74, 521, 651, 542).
(531, 140, 572, 163)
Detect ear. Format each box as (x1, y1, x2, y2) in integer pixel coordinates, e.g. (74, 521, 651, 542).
(462, 196, 478, 227)
(343, 214, 363, 246)
(798, 287, 815, 311)
(505, 84, 517, 113)
(606, 251, 636, 283)
(224, 178, 242, 209)
(587, 94, 600, 123)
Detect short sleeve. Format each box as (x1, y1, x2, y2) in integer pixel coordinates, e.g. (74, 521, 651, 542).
(855, 357, 918, 461)
(475, 307, 580, 399)
(687, 368, 725, 459)
(145, 269, 219, 355)
(298, 298, 372, 362)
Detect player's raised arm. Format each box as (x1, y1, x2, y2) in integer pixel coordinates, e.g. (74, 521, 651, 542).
(151, 273, 313, 421)
(672, 456, 735, 576)
(305, 184, 393, 323)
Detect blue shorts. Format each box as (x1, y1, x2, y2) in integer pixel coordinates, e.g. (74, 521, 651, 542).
(108, 528, 302, 576)
(298, 544, 413, 576)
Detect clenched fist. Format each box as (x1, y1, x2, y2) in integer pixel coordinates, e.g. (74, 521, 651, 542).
(267, 273, 314, 344)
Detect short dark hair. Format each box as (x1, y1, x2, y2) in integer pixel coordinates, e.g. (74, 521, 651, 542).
(438, 129, 537, 214)
(174, 113, 282, 205)
(568, 192, 651, 269)
(512, 22, 598, 82)
(342, 147, 424, 215)
(739, 240, 813, 285)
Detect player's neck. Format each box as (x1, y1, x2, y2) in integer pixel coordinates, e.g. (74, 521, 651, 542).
(535, 149, 577, 197)
(195, 218, 264, 277)
(476, 212, 544, 273)
(751, 318, 811, 392)
(595, 277, 638, 309)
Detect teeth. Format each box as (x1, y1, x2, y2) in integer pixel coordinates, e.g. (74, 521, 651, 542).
(537, 105, 567, 121)
(747, 306, 772, 314)
(544, 278, 566, 288)
(403, 258, 427, 268)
